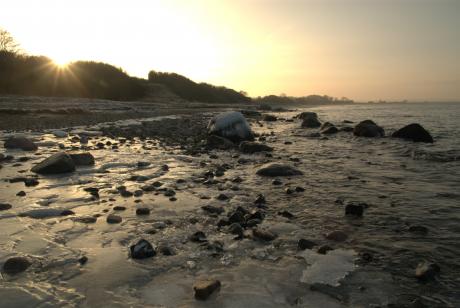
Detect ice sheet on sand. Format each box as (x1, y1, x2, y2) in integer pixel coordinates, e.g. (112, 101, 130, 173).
(299, 249, 356, 286)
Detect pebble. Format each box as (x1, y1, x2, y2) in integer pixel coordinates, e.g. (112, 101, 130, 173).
(130, 239, 156, 259)
(0, 203, 13, 211)
(106, 214, 122, 224)
(345, 202, 364, 217)
(16, 191, 26, 197)
(190, 231, 207, 243)
(193, 278, 221, 300)
(113, 206, 126, 211)
(136, 208, 150, 216)
(298, 239, 316, 250)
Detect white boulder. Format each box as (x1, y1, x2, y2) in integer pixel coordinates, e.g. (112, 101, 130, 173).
(207, 111, 254, 142)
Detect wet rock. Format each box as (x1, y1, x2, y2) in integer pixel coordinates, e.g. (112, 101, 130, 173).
(246, 219, 262, 228)
(285, 187, 295, 194)
(106, 214, 122, 224)
(415, 262, 440, 281)
(84, 187, 99, 198)
(68, 152, 95, 166)
(4, 137, 37, 151)
(253, 228, 277, 241)
(24, 178, 39, 187)
(202, 205, 224, 215)
(228, 211, 245, 224)
(295, 186, 305, 192)
(120, 190, 133, 197)
(158, 245, 175, 256)
(130, 239, 156, 259)
(113, 206, 126, 211)
(190, 231, 207, 243)
(278, 210, 295, 219)
(61, 209, 75, 216)
(272, 179, 282, 185)
(164, 189, 176, 197)
(78, 256, 88, 265)
(317, 245, 333, 254)
(345, 202, 364, 217)
(254, 194, 266, 205)
(239, 141, 273, 154)
(207, 111, 254, 142)
(299, 112, 321, 128)
(52, 130, 68, 138)
(325, 231, 348, 242)
(256, 163, 303, 177)
(353, 120, 385, 137)
(16, 191, 26, 197)
(216, 193, 229, 201)
(0, 203, 12, 211)
(217, 217, 230, 228)
(263, 114, 277, 122)
(136, 208, 150, 216)
(240, 109, 261, 117)
(31, 152, 75, 174)
(320, 123, 339, 135)
(228, 223, 243, 236)
(2, 257, 31, 275)
(298, 239, 317, 250)
(193, 278, 221, 300)
(392, 123, 434, 143)
(137, 161, 151, 168)
(207, 135, 234, 150)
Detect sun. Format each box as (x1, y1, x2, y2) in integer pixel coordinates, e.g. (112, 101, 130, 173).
(52, 55, 71, 69)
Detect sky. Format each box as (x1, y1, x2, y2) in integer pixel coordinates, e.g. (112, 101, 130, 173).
(1, 0, 459, 101)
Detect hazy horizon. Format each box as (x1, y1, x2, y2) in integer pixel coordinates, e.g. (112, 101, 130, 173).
(1, 0, 459, 102)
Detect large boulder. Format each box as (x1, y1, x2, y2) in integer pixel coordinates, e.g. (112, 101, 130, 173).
(68, 152, 95, 166)
(392, 123, 433, 143)
(299, 112, 321, 128)
(353, 120, 385, 137)
(4, 137, 37, 151)
(256, 163, 303, 177)
(31, 152, 75, 174)
(207, 111, 254, 142)
(239, 141, 273, 154)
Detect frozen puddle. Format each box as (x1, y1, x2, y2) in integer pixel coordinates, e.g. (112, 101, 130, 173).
(299, 249, 356, 286)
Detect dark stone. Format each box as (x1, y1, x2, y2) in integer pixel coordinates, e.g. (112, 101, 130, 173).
(345, 202, 364, 217)
(252, 228, 277, 241)
(68, 152, 95, 166)
(256, 163, 303, 177)
(245, 219, 262, 228)
(321, 124, 339, 135)
(201, 205, 224, 215)
(31, 152, 75, 174)
(239, 141, 273, 154)
(353, 120, 385, 137)
(120, 190, 133, 197)
(4, 137, 37, 151)
(415, 262, 440, 281)
(254, 194, 266, 204)
(16, 191, 26, 197)
(130, 239, 156, 259)
(295, 186, 305, 192)
(228, 223, 243, 236)
(194, 278, 221, 300)
(325, 231, 348, 242)
(24, 178, 39, 187)
(217, 218, 230, 228)
(113, 206, 126, 211)
(228, 211, 245, 224)
(0, 203, 12, 211)
(298, 239, 316, 250)
(164, 189, 176, 197)
(61, 210, 75, 216)
(136, 208, 150, 216)
(408, 225, 429, 235)
(278, 210, 295, 219)
(216, 193, 229, 201)
(190, 231, 207, 243)
(2, 257, 31, 275)
(285, 188, 294, 194)
(272, 179, 282, 185)
(75, 216, 97, 224)
(106, 214, 122, 224)
(263, 114, 277, 121)
(392, 123, 433, 143)
(207, 135, 234, 150)
(158, 245, 175, 256)
(317, 245, 333, 254)
(78, 256, 88, 265)
(299, 112, 321, 128)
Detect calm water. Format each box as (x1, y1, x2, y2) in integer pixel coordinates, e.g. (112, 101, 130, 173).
(0, 102, 459, 307)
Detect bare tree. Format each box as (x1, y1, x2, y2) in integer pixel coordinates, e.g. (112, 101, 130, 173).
(0, 28, 20, 53)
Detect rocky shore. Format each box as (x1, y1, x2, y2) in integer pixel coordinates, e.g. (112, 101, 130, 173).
(0, 103, 457, 308)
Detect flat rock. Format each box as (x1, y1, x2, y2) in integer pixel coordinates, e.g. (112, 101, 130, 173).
(31, 152, 75, 174)
(4, 137, 37, 151)
(256, 163, 303, 177)
(392, 123, 433, 143)
(193, 278, 221, 300)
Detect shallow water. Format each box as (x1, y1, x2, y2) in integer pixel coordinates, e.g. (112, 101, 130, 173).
(0, 102, 459, 307)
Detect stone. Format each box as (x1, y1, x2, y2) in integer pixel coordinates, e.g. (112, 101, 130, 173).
(190, 231, 207, 243)
(130, 239, 156, 259)
(392, 123, 433, 143)
(206, 135, 234, 150)
(4, 137, 37, 151)
(317, 245, 333, 255)
(113, 206, 126, 211)
(201, 205, 224, 215)
(68, 152, 95, 166)
(207, 111, 254, 142)
(31, 152, 75, 174)
(299, 112, 321, 128)
(106, 214, 122, 224)
(345, 202, 364, 217)
(24, 178, 39, 187)
(136, 208, 150, 216)
(158, 245, 175, 256)
(252, 228, 277, 241)
(228, 211, 245, 224)
(353, 120, 385, 137)
(0, 203, 12, 211)
(216, 193, 229, 201)
(256, 163, 303, 177)
(78, 256, 88, 265)
(193, 278, 221, 300)
(239, 141, 273, 154)
(228, 223, 243, 236)
(164, 189, 176, 197)
(278, 210, 295, 219)
(74, 216, 97, 224)
(298, 239, 316, 250)
(325, 231, 348, 242)
(263, 114, 277, 121)
(415, 262, 440, 281)
(52, 130, 68, 138)
(408, 225, 429, 234)
(16, 191, 26, 197)
(254, 194, 266, 204)
(320, 123, 339, 135)
(2, 257, 31, 275)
